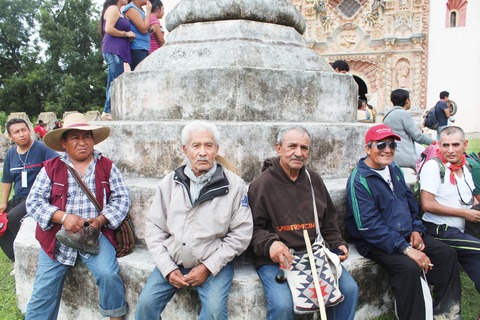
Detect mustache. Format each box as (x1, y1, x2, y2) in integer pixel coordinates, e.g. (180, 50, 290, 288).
(290, 156, 305, 162)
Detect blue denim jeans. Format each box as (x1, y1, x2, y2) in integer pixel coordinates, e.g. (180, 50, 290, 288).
(130, 49, 149, 70)
(25, 235, 127, 319)
(136, 262, 234, 320)
(103, 53, 125, 114)
(257, 264, 358, 320)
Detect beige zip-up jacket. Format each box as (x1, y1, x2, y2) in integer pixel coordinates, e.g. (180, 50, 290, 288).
(145, 165, 253, 277)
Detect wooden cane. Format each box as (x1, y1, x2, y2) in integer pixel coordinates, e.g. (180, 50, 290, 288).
(303, 229, 327, 320)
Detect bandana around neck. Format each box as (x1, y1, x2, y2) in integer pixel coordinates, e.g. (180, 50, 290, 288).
(435, 149, 466, 185)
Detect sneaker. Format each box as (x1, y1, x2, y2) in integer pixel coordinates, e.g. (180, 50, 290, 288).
(101, 112, 112, 121)
(9, 269, 15, 276)
(56, 222, 100, 254)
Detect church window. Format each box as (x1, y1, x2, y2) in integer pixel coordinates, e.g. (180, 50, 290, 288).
(449, 11, 457, 27)
(446, 0, 467, 28)
(338, 0, 362, 18)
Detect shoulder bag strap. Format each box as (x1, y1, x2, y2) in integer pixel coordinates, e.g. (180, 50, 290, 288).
(66, 164, 102, 213)
(305, 170, 320, 235)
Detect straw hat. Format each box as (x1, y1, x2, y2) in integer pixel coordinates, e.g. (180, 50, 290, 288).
(43, 113, 110, 151)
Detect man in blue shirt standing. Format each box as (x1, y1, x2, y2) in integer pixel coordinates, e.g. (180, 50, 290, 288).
(0, 118, 58, 262)
(435, 91, 451, 140)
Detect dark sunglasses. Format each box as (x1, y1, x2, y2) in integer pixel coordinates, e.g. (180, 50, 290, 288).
(374, 141, 397, 151)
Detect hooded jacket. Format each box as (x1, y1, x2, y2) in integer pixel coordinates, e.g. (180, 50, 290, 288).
(345, 158, 425, 257)
(248, 157, 346, 268)
(383, 106, 433, 169)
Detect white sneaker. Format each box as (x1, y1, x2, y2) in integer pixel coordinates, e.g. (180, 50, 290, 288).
(10, 269, 15, 276)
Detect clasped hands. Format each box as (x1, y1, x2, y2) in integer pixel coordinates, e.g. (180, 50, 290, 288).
(167, 264, 211, 289)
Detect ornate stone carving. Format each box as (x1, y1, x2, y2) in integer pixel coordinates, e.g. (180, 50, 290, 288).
(293, 0, 429, 112)
(394, 14, 413, 35)
(394, 58, 411, 89)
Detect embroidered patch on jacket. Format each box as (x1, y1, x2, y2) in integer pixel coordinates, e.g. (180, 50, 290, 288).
(241, 195, 249, 208)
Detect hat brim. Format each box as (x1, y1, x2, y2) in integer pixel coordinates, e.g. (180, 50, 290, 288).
(43, 126, 111, 151)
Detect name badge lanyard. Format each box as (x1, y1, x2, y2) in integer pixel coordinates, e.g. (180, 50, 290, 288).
(18, 147, 31, 188)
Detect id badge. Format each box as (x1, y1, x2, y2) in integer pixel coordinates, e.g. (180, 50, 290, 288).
(22, 171, 28, 188)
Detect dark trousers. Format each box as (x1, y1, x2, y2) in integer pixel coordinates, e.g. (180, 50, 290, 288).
(367, 233, 461, 320)
(424, 221, 480, 293)
(130, 49, 149, 70)
(2, 197, 27, 261)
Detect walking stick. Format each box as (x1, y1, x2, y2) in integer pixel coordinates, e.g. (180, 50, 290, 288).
(303, 229, 327, 320)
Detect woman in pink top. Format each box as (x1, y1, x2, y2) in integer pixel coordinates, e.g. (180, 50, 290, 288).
(148, 0, 165, 54)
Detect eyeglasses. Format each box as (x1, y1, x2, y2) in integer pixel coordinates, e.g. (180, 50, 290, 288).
(374, 141, 397, 151)
(455, 173, 474, 206)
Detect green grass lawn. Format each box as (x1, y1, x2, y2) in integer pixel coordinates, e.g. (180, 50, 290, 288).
(0, 251, 23, 319)
(468, 138, 480, 155)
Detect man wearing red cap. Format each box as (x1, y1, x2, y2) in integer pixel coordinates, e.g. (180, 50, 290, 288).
(420, 126, 480, 294)
(346, 124, 461, 319)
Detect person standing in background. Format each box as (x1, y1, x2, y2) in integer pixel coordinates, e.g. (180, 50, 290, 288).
(1, 118, 58, 262)
(123, 0, 152, 70)
(33, 120, 48, 139)
(100, 0, 136, 121)
(148, 0, 165, 54)
(383, 89, 435, 170)
(435, 91, 451, 140)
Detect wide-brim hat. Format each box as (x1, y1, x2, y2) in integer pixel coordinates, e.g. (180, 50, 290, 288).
(43, 113, 110, 151)
(365, 124, 401, 144)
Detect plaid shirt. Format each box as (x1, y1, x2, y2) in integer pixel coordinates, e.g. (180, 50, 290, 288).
(26, 150, 131, 266)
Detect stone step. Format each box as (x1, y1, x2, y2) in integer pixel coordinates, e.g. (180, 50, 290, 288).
(14, 217, 392, 320)
(94, 120, 372, 182)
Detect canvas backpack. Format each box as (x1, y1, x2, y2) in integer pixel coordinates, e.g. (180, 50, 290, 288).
(423, 104, 440, 130)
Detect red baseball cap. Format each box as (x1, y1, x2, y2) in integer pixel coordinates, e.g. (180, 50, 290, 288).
(365, 124, 401, 144)
(0, 213, 8, 237)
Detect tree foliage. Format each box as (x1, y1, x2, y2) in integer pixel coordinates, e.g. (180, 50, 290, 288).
(0, 0, 40, 84)
(0, 0, 106, 119)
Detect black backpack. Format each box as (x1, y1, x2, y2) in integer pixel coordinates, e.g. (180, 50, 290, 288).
(423, 104, 439, 130)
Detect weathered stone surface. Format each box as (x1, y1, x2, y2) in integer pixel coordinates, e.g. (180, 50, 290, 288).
(14, 217, 392, 320)
(62, 111, 81, 120)
(85, 110, 101, 122)
(113, 67, 356, 123)
(137, 20, 328, 72)
(165, 0, 306, 34)
(95, 121, 370, 182)
(37, 112, 58, 131)
(6, 112, 32, 131)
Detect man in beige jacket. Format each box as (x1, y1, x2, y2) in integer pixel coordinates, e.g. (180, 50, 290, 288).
(136, 120, 253, 319)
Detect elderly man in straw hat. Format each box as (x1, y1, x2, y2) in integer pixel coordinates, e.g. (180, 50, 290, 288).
(25, 113, 131, 320)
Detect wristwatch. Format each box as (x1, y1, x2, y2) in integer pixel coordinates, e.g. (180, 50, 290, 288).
(402, 245, 412, 255)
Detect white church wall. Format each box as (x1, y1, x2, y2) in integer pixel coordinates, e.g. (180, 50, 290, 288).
(427, 1, 480, 134)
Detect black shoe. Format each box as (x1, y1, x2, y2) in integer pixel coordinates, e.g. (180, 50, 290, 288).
(56, 222, 100, 254)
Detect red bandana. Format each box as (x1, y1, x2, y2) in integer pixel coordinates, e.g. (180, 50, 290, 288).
(435, 149, 466, 185)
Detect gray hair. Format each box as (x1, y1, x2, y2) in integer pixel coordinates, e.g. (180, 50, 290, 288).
(181, 121, 221, 146)
(276, 126, 311, 145)
(440, 126, 465, 140)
